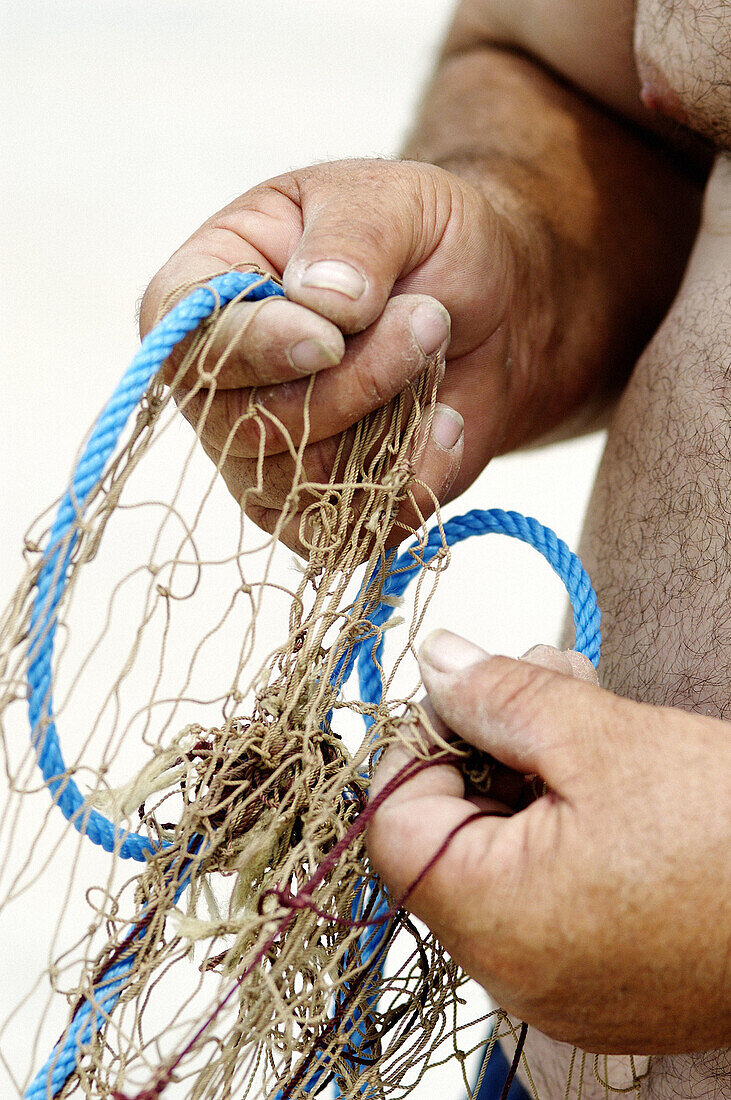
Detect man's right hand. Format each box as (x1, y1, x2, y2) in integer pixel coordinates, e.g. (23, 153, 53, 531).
(140, 158, 541, 551)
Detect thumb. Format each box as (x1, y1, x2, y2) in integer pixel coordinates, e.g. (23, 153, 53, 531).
(282, 159, 453, 337)
(418, 630, 606, 788)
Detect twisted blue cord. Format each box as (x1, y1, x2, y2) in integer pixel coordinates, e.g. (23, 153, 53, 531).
(26, 271, 284, 862)
(331, 510, 601, 1093)
(25, 275, 601, 1098)
(357, 507, 601, 716)
(26, 871, 194, 1100)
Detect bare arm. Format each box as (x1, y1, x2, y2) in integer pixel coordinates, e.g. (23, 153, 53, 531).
(141, 0, 708, 546)
(405, 0, 707, 447)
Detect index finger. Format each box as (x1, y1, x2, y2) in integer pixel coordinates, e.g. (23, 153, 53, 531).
(139, 178, 304, 338)
(166, 293, 346, 390)
(367, 701, 515, 905)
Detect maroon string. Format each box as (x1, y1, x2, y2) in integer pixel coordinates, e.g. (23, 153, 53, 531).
(499, 1022, 528, 1100)
(112, 750, 510, 1100)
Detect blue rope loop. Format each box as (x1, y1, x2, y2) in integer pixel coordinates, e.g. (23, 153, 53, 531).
(25, 273, 601, 1098)
(329, 510, 601, 1093)
(356, 508, 601, 718)
(26, 271, 285, 863)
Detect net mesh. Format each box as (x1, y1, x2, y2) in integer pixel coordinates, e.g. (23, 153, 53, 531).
(0, 272, 635, 1100)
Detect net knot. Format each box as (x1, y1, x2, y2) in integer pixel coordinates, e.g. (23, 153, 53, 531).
(261, 885, 314, 914)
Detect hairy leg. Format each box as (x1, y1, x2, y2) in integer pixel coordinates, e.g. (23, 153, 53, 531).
(568, 158, 730, 1096)
(578, 165, 731, 714)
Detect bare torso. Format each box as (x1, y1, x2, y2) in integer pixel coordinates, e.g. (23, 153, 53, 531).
(503, 155, 731, 1099)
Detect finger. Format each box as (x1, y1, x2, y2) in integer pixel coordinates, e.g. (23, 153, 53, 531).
(198, 429, 412, 555)
(200, 433, 355, 553)
(369, 699, 463, 801)
(198, 432, 345, 507)
(521, 644, 600, 686)
(367, 739, 532, 952)
(372, 649, 565, 818)
(139, 178, 305, 339)
(367, 701, 486, 904)
(171, 296, 346, 390)
(370, 699, 516, 816)
(368, 789, 492, 906)
(177, 294, 450, 459)
(388, 403, 464, 542)
(142, 162, 507, 365)
(418, 630, 609, 787)
(200, 401, 462, 555)
(368, 779, 556, 1015)
(282, 160, 454, 335)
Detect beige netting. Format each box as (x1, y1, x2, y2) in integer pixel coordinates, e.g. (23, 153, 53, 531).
(0, 274, 501, 1100)
(0, 274, 640, 1100)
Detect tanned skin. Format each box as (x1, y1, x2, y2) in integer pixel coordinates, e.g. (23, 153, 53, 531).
(141, 0, 730, 1094)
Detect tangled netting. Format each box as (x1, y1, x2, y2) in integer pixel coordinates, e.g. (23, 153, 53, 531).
(0, 270, 616, 1100)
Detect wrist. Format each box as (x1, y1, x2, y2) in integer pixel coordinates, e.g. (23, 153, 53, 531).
(401, 156, 580, 459)
(445, 160, 572, 454)
(447, 155, 616, 453)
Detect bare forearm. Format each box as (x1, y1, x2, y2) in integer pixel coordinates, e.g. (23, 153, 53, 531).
(404, 39, 706, 448)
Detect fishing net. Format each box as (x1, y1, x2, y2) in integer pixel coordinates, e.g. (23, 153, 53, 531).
(0, 270, 601, 1100)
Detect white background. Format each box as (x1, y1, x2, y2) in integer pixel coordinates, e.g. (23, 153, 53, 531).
(0, 2, 604, 1096)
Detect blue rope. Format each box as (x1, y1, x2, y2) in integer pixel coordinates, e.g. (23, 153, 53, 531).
(330, 510, 601, 1093)
(26, 270, 284, 862)
(357, 507, 601, 716)
(26, 870, 194, 1100)
(24, 275, 601, 1098)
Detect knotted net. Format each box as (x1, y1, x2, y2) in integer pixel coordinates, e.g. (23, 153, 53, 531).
(0, 271, 600, 1100)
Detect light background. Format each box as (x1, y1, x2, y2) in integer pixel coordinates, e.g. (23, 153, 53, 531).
(1, 2, 604, 1096)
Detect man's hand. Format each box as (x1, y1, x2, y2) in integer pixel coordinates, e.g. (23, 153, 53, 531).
(140, 158, 545, 550)
(367, 632, 731, 1055)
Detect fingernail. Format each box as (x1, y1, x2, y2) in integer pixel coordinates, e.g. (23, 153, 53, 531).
(520, 644, 558, 661)
(419, 629, 489, 673)
(410, 302, 450, 356)
(287, 338, 342, 373)
(431, 403, 464, 451)
(300, 260, 366, 300)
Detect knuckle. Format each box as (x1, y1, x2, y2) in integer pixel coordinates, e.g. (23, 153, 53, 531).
(236, 413, 271, 457)
(219, 391, 258, 454)
(244, 501, 280, 537)
(139, 266, 174, 337)
(478, 659, 555, 729)
(365, 809, 399, 886)
(397, 483, 437, 535)
(253, 409, 290, 456)
(173, 387, 203, 428)
(227, 391, 289, 458)
(351, 355, 394, 411)
(198, 390, 265, 458)
(302, 436, 340, 487)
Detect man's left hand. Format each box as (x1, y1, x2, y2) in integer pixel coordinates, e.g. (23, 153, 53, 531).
(367, 632, 730, 1054)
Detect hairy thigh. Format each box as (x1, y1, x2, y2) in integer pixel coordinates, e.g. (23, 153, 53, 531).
(578, 271, 731, 713)
(547, 257, 731, 1100)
